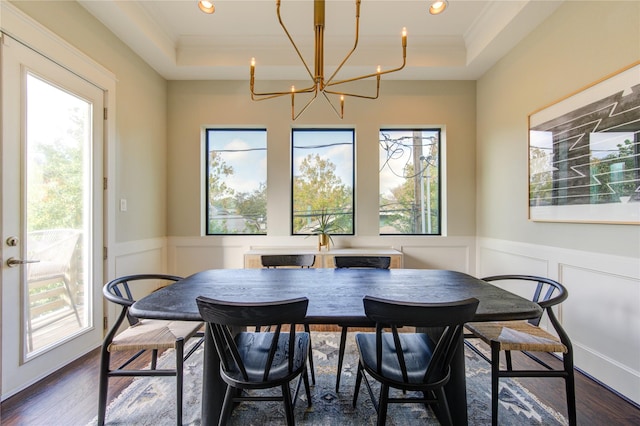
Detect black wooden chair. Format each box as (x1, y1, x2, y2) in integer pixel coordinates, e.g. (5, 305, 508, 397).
(334, 255, 391, 392)
(464, 275, 576, 426)
(261, 254, 315, 268)
(353, 295, 479, 426)
(334, 255, 391, 269)
(196, 296, 312, 426)
(260, 254, 316, 384)
(98, 274, 204, 426)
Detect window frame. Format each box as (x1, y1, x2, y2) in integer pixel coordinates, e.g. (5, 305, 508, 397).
(379, 128, 442, 236)
(204, 127, 268, 236)
(290, 128, 356, 236)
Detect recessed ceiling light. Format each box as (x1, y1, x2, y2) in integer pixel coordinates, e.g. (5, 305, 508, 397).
(198, 1, 215, 14)
(429, 0, 448, 15)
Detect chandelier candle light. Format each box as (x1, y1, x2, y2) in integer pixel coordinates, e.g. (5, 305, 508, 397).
(249, 0, 407, 120)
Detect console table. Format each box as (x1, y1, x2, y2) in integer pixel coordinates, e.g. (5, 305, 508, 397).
(244, 247, 403, 268)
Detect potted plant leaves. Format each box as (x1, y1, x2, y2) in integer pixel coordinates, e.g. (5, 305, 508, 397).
(309, 208, 342, 251)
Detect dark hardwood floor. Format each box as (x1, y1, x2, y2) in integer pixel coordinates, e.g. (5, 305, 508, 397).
(2, 328, 639, 425)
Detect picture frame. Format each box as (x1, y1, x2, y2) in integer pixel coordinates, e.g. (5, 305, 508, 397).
(528, 61, 640, 224)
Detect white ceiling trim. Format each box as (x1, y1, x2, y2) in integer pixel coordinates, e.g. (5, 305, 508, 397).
(78, 0, 563, 81)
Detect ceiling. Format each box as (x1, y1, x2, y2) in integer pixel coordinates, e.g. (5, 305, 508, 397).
(77, 0, 563, 81)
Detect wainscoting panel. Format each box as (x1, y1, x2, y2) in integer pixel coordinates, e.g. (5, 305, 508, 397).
(476, 247, 549, 278)
(171, 243, 246, 276)
(400, 244, 471, 272)
(113, 241, 165, 277)
(560, 264, 640, 403)
(477, 237, 640, 405)
(107, 238, 167, 326)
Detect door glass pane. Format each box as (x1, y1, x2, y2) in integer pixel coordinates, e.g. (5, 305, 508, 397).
(25, 73, 92, 356)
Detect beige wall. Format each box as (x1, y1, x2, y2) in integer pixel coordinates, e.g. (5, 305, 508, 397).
(11, 0, 168, 243)
(167, 80, 476, 238)
(477, 1, 640, 258)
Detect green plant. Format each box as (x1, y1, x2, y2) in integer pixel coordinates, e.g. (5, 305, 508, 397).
(307, 208, 343, 245)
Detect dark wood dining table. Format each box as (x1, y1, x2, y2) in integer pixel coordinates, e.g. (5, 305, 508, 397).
(130, 268, 542, 425)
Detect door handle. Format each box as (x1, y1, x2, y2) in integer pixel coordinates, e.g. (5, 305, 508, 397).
(6, 257, 40, 268)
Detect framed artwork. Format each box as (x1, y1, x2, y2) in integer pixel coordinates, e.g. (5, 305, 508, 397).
(528, 61, 640, 224)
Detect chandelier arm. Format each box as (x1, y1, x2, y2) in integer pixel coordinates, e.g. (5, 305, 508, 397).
(326, 51, 406, 88)
(324, 81, 380, 100)
(276, 0, 315, 81)
(293, 86, 318, 94)
(292, 90, 320, 120)
(325, 92, 378, 100)
(325, 0, 362, 86)
(324, 76, 380, 100)
(251, 82, 316, 99)
(320, 91, 344, 119)
(251, 92, 289, 101)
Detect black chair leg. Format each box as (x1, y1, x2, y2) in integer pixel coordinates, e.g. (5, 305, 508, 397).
(219, 385, 235, 426)
(302, 366, 312, 407)
(304, 324, 315, 385)
(282, 383, 295, 426)
(151, 349, 158, 369)
(434, 387, 453, 426)
(97, 348, 110, 426)
(564, 353, 577, 426)
(335, 326, 348, 392)
(352, 364, 363, 407)
(176, 339, 184, 425)
(376, 384, 390, 426)
(491, 343, 500, 426)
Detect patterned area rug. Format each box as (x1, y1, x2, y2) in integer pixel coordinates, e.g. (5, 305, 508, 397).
(92, 332, 568, 425)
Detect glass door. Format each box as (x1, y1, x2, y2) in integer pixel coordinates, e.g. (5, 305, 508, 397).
(2, 34, 104, 398)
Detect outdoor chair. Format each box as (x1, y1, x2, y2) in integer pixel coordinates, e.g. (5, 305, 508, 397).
(26, 228, 82, 351)
(464, 274, 576, 426)
(98, 274, 204, 426)
(196, 296, 312, 426)
(353, 295, 479, 426)
(334, 255, 391, 392)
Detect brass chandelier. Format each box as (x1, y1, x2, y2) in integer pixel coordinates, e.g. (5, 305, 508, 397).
(249, 0, 407, 120)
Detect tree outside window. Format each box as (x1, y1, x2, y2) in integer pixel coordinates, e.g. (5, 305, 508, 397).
(206, 129, 267, 234)
(379, 129, 441, 235)
(292, 129, 354, 235)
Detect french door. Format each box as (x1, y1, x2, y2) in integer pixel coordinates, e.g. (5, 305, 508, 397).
(1, 34, 104, 398)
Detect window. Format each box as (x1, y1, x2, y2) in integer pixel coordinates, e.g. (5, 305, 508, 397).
(379, 129, 441, 235)
(292, 129, 354, 235)
(205, 129, 267, 235)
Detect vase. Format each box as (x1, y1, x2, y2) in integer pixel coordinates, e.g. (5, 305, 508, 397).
(318, 234, 330, 251)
